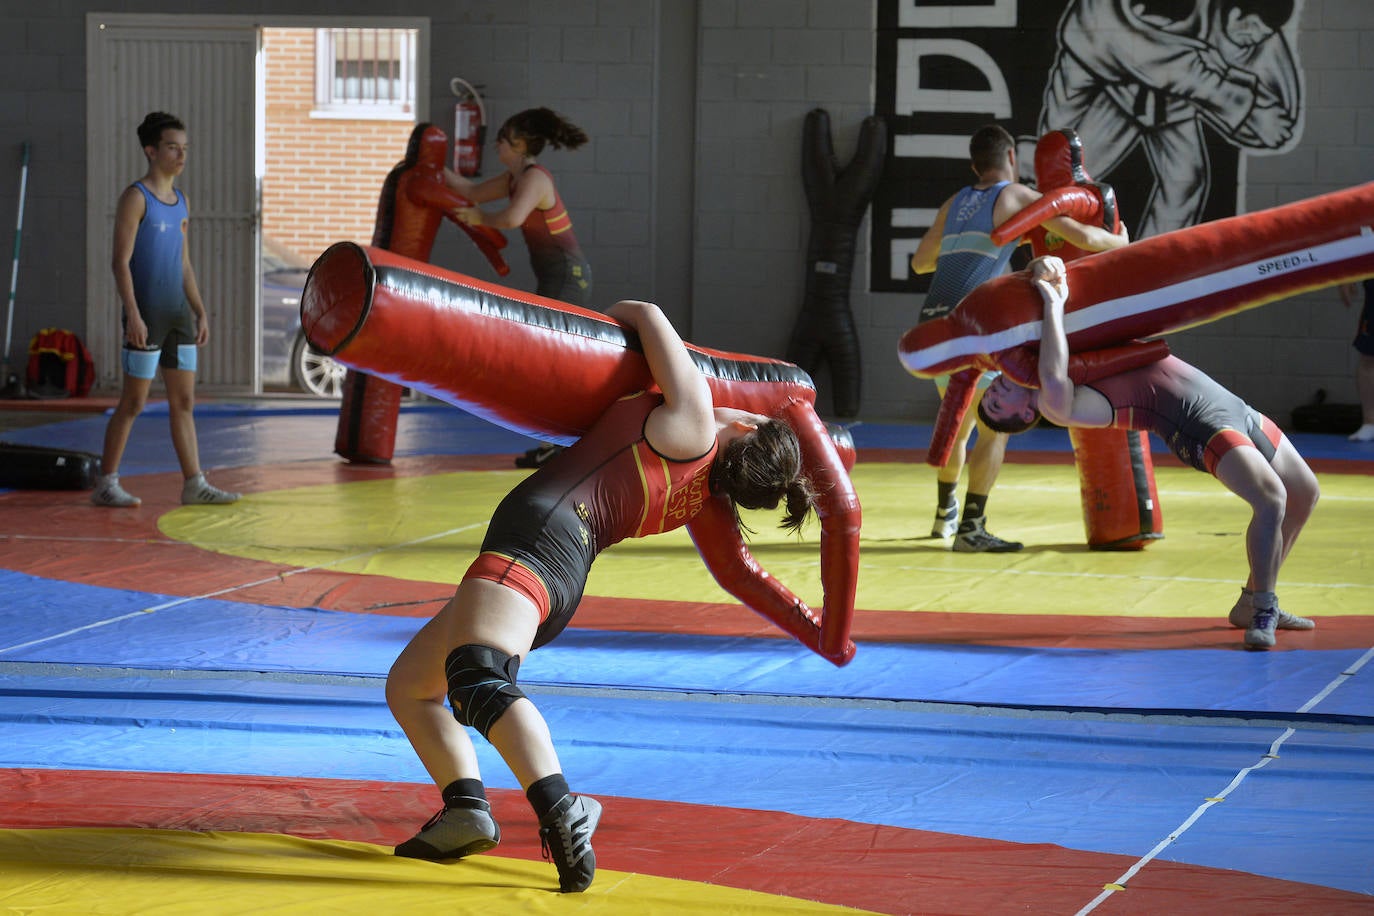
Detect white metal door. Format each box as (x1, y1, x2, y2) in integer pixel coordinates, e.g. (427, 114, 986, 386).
(86, 14, 258, 391)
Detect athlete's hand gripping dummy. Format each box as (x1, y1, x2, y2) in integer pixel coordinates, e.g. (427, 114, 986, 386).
(335, 123, 510, 466)
(302, 242, 861, 666)
(899, 181, 1374, 408)
(1016, 129, 1164, 550)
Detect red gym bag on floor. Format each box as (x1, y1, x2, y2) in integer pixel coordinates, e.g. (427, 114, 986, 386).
(26, 327, 95, 398)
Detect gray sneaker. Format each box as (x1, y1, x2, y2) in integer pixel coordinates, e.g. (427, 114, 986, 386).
(182, 473, 240, 505)
(539, 794, 602, 893)
(952, 516, 1023, 553)
(1228, 592, 1315, 631)
(931, 502, 959, 538)
(395, 803, 500, 860)
(91, 476, 141, 508)
(1244, 606, 1279, 650)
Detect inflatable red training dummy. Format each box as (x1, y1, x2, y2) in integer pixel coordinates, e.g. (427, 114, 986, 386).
(1023, 128, 1165, 550)
(335, 123, 509, 465)
(303, 242, 860, 666)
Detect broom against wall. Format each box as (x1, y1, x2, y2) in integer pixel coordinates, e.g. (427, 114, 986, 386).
(2, 140, 29, 397)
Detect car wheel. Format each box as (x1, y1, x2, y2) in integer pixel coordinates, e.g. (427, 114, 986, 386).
(291, 333, 346, 398)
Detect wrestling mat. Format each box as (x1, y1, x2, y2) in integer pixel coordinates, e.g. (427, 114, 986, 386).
(1, 400, 1371, 914)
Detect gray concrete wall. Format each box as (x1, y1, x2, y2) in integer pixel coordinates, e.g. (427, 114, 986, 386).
(1, 0, 1370, 426)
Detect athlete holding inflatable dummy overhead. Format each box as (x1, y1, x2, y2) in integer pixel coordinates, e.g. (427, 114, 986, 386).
(898, 183, 1374, 385)
(385, 298, 817, 893)
(978, 256, 1319, 651)
(301, 241, 860, 670)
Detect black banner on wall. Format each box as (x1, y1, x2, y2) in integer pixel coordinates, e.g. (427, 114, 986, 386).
(871, 0, 1304, 294)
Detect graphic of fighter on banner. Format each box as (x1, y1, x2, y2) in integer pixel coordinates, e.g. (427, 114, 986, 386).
(871, 0, 1304, 294)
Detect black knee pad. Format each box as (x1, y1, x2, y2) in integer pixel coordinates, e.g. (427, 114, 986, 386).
(445, 644, 526, 739)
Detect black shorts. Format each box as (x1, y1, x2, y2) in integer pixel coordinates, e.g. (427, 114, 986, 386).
(464, 482, 595, 649)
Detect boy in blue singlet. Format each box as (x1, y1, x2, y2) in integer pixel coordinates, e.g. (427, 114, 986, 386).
(91, 111, 239, 508)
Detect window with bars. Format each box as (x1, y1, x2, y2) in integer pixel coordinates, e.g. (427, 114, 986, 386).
(313, 27, 416, 119)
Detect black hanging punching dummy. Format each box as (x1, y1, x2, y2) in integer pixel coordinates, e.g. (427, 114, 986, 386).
(786, 109, 886, 418)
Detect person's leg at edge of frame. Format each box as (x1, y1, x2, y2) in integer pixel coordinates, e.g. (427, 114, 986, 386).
(1351, 352, 1374, 442)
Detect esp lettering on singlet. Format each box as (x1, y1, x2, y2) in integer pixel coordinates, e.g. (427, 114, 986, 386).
(543, 390, 716, 551)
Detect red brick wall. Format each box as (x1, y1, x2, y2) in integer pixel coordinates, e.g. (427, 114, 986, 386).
(262, 28, 416, 264)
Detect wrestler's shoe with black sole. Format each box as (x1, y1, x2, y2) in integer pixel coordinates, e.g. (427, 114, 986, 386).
(539, 794, 602, 893)
(1227, 594, 1315, 631)
(394, 803, 500, 860)
(931, 502, 959, 538)
(1244, 607, 1279, 650)
(952, 516, 1023, 553)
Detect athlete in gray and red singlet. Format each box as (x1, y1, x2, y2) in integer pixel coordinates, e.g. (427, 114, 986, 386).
(977, 256, 1320, 652)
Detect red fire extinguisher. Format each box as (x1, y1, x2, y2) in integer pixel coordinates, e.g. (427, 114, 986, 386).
(450, 77, 487, 178)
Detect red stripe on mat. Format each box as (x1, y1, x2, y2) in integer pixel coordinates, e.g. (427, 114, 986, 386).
(3, 769, 1369, 915)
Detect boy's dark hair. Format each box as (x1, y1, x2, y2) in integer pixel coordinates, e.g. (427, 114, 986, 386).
(137, 111, 185, 149)
(969, 124, 1015, 177)
(976, 398, 1040, 434)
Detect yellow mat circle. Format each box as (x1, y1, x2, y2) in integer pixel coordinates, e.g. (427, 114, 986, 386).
(0, 827, 873, 914)
(158, 463, 1374, 617)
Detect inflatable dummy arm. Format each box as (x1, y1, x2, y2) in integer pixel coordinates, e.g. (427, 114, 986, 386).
(995, 339, 1171, 388)
(689, 401, 859, 665)
(404, 172, 511, 277)
(302, 242, 860, 666)
(990, 183, 1118, 247)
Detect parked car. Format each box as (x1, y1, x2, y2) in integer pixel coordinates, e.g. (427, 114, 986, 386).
(260, 238, 346, 397)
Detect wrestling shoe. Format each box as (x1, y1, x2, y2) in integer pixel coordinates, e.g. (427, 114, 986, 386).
(181, 473, 240, 505)
(1227, 592, 1315, 631)
(1349, 423, 1374, 442)
(91, 476, 141, 507)
(931, 502, 959, 538)
(395, 803, 501, 860)
(952, 516, 1023, 553)
(539, 794, 602, 893)
(1244, 606, 1279, 650)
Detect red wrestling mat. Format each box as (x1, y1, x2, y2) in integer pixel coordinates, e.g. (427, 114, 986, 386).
(5, 768, 1370, 916)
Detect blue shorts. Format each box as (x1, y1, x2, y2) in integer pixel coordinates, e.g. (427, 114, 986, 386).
(123, 343, 197, 379)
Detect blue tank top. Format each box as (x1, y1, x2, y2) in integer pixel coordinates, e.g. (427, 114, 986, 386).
(920, 181, 1017, 322)
(128, 182, 189, 318)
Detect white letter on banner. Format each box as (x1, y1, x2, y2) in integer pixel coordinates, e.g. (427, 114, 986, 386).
(898, 0, 1016, 28)
(895, 39, 1012, 120)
